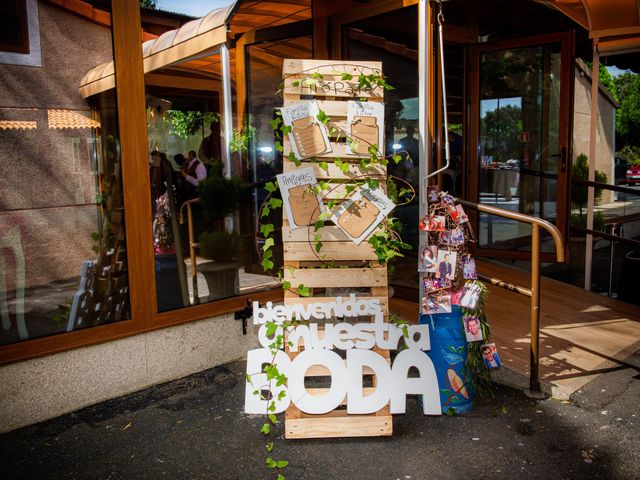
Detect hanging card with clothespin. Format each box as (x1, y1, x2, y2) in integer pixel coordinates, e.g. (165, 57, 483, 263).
(346, 101, 384, 156)
(281, 100, 332, 159)
(277, 167, 324, 229)
(331, 186, 395, 245)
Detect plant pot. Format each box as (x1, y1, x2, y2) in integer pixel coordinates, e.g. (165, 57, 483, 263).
(198, 261, 240, 301)
(568, 235, 602, 272)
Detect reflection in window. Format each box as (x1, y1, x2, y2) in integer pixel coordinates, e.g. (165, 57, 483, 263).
(0, 89, 131, 346)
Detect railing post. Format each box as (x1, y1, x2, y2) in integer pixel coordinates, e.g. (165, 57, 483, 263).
(530, 223, 541, 391)
(187, 203, 199, 305)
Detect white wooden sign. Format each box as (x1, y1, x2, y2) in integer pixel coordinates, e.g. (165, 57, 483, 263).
(245, 295, 442, 416)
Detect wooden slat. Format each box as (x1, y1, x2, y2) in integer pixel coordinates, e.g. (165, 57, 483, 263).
(284, 241, 378, 261)
(286, 410, 392, 438)
(283, 296, 389, 314)
(283, 225, 350, 242)
(283, 160, 386, 179)
(284, 138, 383, 159)
(284, 267, 386, 288)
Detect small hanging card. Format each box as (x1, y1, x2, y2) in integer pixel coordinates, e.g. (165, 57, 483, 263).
(462, 255, 477, 279)
(331, 186, 395, 245)
(422, 276, 451, 293)
(426, 185, 440, 203)
(439, 227, 465, 246)
(281, 100, 331, 159)
(276, 167, 324, 229)
(427, 215, 446, 232)
(422, 291, 452, 315)
(441, 193, 455, 206)
(346, 101, 385, 156)
(419, 245, 438, 273)
(455, 204, 469, 223)
(481, 343, 502, 369)
(463, 315, 484, 343)
(436, 249, 457, 281)
(459, 280, 483, 310)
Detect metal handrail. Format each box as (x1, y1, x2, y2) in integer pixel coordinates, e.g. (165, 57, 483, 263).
(180, 197, 202, 305)
(457, 199, 565, 392)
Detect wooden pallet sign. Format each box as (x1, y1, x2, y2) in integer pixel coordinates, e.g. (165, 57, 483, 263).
(244, 60, 441, 441)
(282, 59, 391, 439)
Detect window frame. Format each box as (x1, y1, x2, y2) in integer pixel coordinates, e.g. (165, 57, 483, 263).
(0, 0, 42, 67)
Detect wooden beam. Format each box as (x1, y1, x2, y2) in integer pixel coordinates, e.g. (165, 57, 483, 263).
(111, 0, 156, 326)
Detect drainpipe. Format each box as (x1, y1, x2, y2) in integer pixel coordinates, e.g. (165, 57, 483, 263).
(221, 43, 233, 179)
(584, 44, 599, 290)
(418, 0, 431, 306)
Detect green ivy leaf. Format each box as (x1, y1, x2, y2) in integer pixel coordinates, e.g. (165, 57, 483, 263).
(392, 154, 402, 164)
(277, 475, 286, 480)
(282, 125, 292, 135)
(291, 80, 300, 87)
(297, 284, 311, 297)
(315, 241, 323, 253)
(263, 238, 275, 252)
(316, 109, 329, 124)
(270, 117, 282, 130)
(276, 460, 289, 468)
(341, 72, 353, 81)
(275, 141, 283, 153)
(311, 72, 324, 80)
(266, 457, 276, 468)
(319, 161, 328, 172)
(261, 423, 271, 435)
(261, 257, 274, 271)
(245, 374, 252, 384)
(278, 390, 287, 401)
(260, 223, 275, 237)
(269, 198, 283, 209)
(261, 206, 270, 218)
(266, 442, 274, 452)
(282, 280, 291, 291)
(269, 413, 278, 424)
(265, 181, 277, 193)
(314, 220, 324, 231)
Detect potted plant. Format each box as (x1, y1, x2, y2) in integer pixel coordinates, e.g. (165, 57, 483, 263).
(197, 230, 242, 300)
(197, 175, 246, 229)
(569, 153, 607, 271)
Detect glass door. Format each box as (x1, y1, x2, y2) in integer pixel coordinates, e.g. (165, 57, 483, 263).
(469, 33, 572, 258)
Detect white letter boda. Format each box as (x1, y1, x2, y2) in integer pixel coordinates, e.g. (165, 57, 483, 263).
(245, 295, 441, 416)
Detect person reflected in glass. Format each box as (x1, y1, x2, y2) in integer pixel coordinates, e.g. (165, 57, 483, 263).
(180, 150, 207, 202)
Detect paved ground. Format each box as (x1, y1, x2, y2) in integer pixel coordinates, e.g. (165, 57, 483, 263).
(1, 352, 639, 480)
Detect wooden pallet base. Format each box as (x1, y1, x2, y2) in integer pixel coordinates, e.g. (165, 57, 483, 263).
(285, 405, 392, 439)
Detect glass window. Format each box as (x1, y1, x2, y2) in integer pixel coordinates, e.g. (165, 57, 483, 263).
(0, 0, 29, 54)
(0, 11, 130, 346)
(144, 33, 314, 312)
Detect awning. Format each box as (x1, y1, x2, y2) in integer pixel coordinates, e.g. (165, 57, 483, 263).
(79, 0, 237, 98)
(542, 0, 640, 56)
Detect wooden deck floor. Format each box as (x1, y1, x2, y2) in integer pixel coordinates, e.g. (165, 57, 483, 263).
(390, 260, 640, 399)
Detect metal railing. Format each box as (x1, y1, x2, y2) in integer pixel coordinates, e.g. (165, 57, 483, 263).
(457, 199, 565, 392)
(180, 198, 201, 305)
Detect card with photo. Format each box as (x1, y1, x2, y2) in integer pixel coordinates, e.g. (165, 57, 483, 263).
(427, 215, 446, 232)
(436, 249, 457, 280)
(455, 204, 469, 223)
(459, 281, 482, 310)
(463, 315, 484, 342)
(422, 276, 451, 293)
(441, 193, 455, 206)
(462, 255, 477, 279)
(481, 343, 501, 369)
(421, 292, 452, 315)
(419, 245, 438, 273)
(448, 204, 461, 223)
(449, 226, 465, 246)
(427, 185, 440, 203)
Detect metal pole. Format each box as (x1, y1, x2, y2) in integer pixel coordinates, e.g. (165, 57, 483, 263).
(530, 223, 541, 391)
(608, 225, 616, 297)
(188, 203, 199, 305)
(418, 0, 430, 308)
(584, 45, 599, 290)
(220, 43, 233, 180)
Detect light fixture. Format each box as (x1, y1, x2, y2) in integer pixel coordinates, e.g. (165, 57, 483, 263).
(257, 146, 273, 154)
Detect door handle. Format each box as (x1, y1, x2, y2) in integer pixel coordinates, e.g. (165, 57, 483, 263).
(550, 147, 567, 173)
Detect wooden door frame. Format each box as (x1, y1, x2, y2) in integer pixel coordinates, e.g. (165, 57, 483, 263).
(467, 31, 574, 262)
